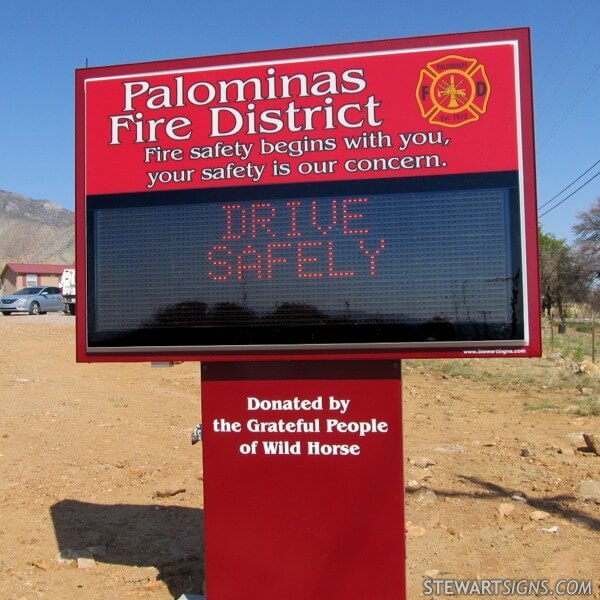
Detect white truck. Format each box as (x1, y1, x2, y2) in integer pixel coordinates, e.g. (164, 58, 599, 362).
(60, 268, 76, 315)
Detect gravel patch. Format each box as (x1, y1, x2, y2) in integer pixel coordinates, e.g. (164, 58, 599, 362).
(1, 312, 75, 325)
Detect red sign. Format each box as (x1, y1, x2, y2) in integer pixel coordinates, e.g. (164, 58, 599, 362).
(201, 361, 405, 599)
(76, 28, 540, 361)
(83, 43, 517, 194)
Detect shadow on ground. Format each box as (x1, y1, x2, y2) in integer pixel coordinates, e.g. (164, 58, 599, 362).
(406, 475, 599, 531)
(51, 499, 204, 597)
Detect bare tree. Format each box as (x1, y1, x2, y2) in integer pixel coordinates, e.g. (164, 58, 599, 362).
(573, 196, 600, 275)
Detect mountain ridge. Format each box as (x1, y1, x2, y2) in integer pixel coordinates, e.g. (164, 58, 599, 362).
(0, 190, 74, 266)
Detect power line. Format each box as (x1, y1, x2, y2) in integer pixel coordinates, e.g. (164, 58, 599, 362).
(539, 170, 600, 218)
(536, 6, 581, 94)
(538, 61, 600, 152)
(537, 12, 598, 121)
(538, 158, 600, 210)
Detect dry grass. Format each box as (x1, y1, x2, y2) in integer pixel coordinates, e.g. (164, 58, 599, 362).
(407, 319, 600, 417)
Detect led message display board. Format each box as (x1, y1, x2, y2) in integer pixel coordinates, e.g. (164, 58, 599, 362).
(76, 28, 540, 361)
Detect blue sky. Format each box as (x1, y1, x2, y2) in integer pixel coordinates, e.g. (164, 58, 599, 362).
(1, 0, 598, 243)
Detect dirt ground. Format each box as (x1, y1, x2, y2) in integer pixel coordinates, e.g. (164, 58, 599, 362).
(0, 315, 598, 599)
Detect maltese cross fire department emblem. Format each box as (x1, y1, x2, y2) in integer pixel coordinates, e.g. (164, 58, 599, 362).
(416, 54, 491, 127)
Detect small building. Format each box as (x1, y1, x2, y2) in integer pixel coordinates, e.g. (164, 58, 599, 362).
(1, 263, 74, 295)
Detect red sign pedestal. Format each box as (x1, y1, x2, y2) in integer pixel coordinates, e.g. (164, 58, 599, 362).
(201, 361, 406, 600)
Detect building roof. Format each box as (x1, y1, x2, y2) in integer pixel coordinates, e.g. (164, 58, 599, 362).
(1, 263, 74, 278)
